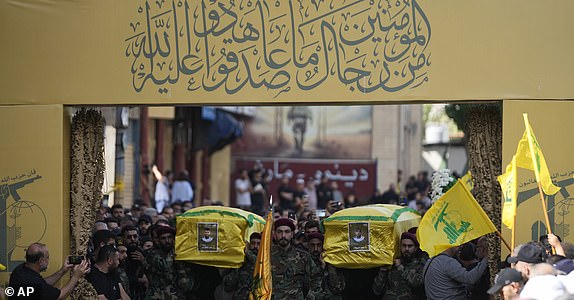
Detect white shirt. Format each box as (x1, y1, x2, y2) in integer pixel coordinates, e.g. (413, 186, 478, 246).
(235, 178, 251, 206)
(171, 180, 193, 202)
(520, 275, 567, 299)
(202, 236, 214, 243)
(304, 187, 318, 210)
(155, 177, 170, 202)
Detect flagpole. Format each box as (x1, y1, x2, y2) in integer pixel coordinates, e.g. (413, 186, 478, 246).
(495, 230, 512, 252)
(536, 183, 552, 235)
(511, 214, 516, 250)
(523, 114, 553, 235)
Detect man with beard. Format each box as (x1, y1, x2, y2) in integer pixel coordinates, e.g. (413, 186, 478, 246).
(372, 232, 427, 299)
(122, 226, 146, 299)
(137, 215, 152, 240)
(223, 232, 262, 299)
(144, 224, 195, 299)
(307, 232, 345, 300)
(10, 243, 90, 300)
(86, 245, 131, 300)
(271, 218, 322, 299)
(116, 239, 131, 297)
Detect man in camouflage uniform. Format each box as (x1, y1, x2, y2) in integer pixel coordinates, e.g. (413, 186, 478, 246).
(307, 232, 345, 300)
(223, 232, 261, 299)
(271, 218, 322, 300)
(144, 224, 195, 299)
(372, 231, 427, 299)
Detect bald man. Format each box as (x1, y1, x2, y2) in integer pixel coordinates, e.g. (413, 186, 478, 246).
(9, 243, 89, 300)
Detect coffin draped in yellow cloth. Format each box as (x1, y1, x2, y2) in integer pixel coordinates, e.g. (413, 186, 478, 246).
(322, 205, 420, 269)
(175, 206, 266, 268)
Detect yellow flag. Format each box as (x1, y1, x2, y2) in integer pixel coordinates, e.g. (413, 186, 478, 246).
(417, 179, 496, 257)
(498, 155, 518, 229)
(249, 208, 273, 300)
(461, 171, 474, 191)
(514, 114, 560, 195)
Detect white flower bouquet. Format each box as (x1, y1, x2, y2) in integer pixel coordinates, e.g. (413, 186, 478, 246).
(430, 169, 456, 203)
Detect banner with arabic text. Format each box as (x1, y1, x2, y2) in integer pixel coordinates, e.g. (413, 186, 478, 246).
(232, 158, 376, 205)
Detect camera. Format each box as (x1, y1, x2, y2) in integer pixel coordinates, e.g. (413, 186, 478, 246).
(127, 245, 140, 255)
(68, 255, 84, 265)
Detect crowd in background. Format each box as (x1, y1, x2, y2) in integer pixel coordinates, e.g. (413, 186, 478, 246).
(234, 162, 436, 222)
(5, 165, 574, 299)
(8, 198, 574, 299)
(148, 162, 436, 230)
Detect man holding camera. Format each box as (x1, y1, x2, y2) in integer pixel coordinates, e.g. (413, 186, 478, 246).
(9, 242, 90, 300)
(121, 226, 147, 299)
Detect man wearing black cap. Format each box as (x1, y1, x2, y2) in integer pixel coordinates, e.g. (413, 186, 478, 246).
(271, 218, 322, 299)
(486, 268, 524, 299)
(373, 231, 427, 299)
(507, 242, 546, 282)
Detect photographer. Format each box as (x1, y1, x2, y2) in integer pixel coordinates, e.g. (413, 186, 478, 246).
(9, 243, 89, 300)
(122, 226, 147, 299)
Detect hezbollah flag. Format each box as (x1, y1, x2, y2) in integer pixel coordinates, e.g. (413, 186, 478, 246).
(249, 209, 273, 300)
(498, 155, 518, 229)
(515, 114, 560, 195)
(461, 171, 474, 192)
(417, 179, 496, 257)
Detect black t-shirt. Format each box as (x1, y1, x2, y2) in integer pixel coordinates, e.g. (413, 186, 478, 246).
(315, 183, 333, 209)
(9, 263, 60, 300)
(277, 184, 294, 210)
(86, 265, 122, 300)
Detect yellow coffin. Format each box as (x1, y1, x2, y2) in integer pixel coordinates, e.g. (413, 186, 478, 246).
(175, 206, 266, 268)
(322, 205, 420, 269)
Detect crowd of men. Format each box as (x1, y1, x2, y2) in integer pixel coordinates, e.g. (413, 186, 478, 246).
(236, 166, 434, 225)
(6, 200, 574, 299)
(5, 166, 574, 299)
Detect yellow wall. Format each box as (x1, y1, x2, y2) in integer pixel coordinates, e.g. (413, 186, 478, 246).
(502, 100, 574, 254)
(2, 0, 574, 268)
(210, 145, 231, 206)
(0, 105, 69, 284)
(2, 1, 574, 105)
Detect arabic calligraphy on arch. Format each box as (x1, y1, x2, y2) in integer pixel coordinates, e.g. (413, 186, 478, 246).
(125, 0, 431, 96)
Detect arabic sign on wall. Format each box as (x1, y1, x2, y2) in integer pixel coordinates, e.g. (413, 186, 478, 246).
(6, 1, 574, 104)
(233, 106, 372, 159)
(125, 0, 431, 96)
(0, 105, 68, 282)
(232, 158, 377, 203)
(502, 101, 574, 253)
